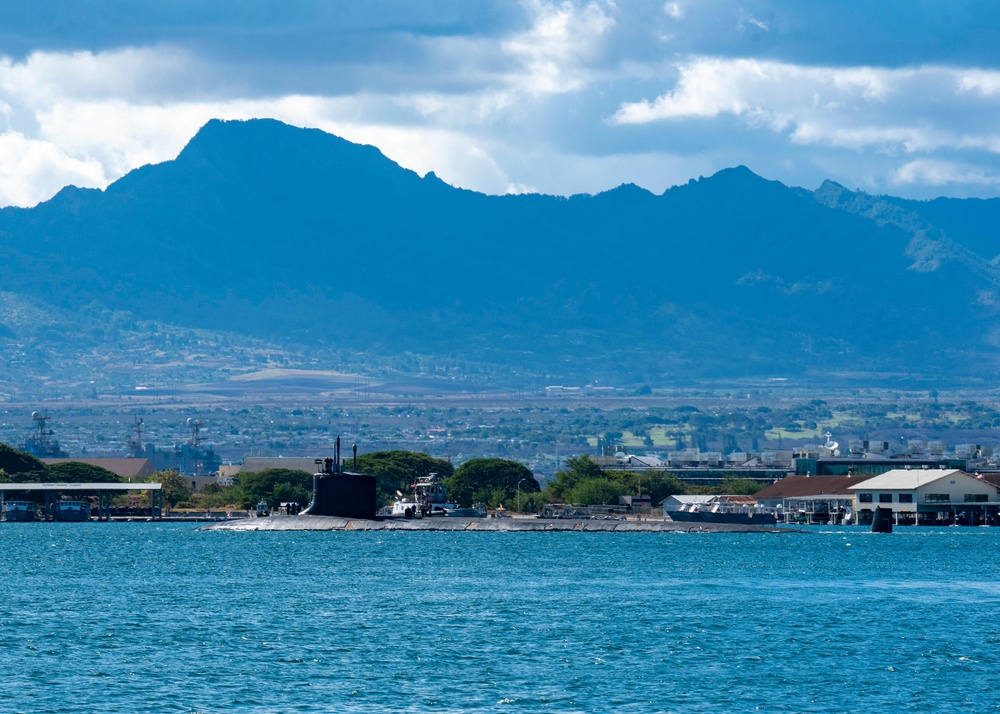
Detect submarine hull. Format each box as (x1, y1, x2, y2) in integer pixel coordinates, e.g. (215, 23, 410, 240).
(301, 472, 376, 519)
(871, 505, 893, 533)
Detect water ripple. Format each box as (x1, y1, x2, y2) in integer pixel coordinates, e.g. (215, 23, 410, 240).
(1, 524, 999, 711)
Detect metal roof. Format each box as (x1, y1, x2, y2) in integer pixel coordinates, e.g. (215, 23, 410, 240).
(42, 458, 156, 478)
(239, 457, 321, 473)
(755, 474, 879, 499)
(847, 469, 967, 490)
(0, 482, 161, 491)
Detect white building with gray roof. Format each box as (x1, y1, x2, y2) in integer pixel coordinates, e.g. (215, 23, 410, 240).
(849, 468, 1000, 526)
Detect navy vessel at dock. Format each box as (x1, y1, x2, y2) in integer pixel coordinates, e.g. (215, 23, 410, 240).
(2, 500, 38, 522)
(667, 496, 778, 526)
(52, 499, 90, 522)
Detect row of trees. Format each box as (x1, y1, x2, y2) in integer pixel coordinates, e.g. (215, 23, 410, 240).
(0, 442, 766, 513)
(544, 455, 767, 509)
(0, 443, 127, 484)
(197, 468, 312, 511)
(350, 451, 763, 511)
(191, 453, 544, 512)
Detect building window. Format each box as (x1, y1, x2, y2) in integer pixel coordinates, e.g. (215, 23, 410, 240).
(859, 493, 873, 503)
(925, 494, 950, 503)
(898, 494, 913, 503)
(965, 494, 988, 503)
(878, 493, 893, 503)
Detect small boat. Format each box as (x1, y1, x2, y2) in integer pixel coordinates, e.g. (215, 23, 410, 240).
(255, 499, 270, 517)
(444, 507, 485, 518)
(2, 500, 38, 522)
(53, 499, 90, 522)
(390, 473, 484, 517)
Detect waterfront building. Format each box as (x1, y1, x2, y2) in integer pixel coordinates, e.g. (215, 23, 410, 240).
(754, 474, 879, 524)
(849, 469, 1000, 526)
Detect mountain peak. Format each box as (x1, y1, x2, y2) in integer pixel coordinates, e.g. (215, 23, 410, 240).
(179, 118, 390, 169)
(812, 179, 855, 206)
(707, 165, 777, 186)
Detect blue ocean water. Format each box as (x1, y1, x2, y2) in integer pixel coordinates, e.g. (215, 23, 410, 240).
(1, 524, 998, 713)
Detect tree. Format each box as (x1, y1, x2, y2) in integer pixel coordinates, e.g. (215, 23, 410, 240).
(156, 470, 194, 508)
(237, 468, 313, 509)
(196, 483, 244, 509)
(546, 455, 605, 500)
(46, 462, 122, 483)
(641, 470, 688, 504)
(446, 458, 539, 508)
(0, 442, 47, 482)
(566, 477, 626, 506)
(353, 451, 454, 508)
(716, 477, 769, 496)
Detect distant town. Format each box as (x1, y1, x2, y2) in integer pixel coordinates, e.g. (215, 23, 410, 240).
(6, 388, 1000, 485)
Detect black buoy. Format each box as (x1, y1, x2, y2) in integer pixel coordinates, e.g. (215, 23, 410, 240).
(871, 505, 893, 533)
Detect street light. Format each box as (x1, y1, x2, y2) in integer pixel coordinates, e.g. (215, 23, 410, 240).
(517, 478, 527, 513)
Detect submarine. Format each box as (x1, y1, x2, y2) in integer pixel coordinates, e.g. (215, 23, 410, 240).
(870, 505, 893, 533)
(300, 437, 376, 520)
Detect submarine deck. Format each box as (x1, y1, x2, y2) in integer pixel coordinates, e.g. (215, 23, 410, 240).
(200, 515, 793, 533)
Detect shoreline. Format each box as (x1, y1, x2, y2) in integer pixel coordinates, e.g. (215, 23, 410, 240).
(200, 514, 795, 533)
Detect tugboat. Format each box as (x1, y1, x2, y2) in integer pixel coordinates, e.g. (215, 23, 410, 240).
(255, 499, 270, 517)
(390, 473, 451, 517)
(390, 473, 484, 518)
(2, 500, 38, 522)
(53, 499, 90, 522)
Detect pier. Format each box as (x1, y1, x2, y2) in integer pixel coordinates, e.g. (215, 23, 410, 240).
(0, 482, 164, 521)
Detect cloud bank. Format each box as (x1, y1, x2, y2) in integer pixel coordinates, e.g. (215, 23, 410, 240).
(0, 1, 997, 207)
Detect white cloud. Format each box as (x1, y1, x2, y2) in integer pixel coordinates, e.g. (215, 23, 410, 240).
(612, 58, 908, 125)
(612, 58, 1000, 157)
(737, 10, 770, 33)
(958, 70, 1000, 96)
(664, 2, 684, 20)
(0, 47, 199, 105)
(0, 132, 106, 206)
(891, 159, 1000, 188)
(613, 57, 754, 122)
(500, 0, 616, 95)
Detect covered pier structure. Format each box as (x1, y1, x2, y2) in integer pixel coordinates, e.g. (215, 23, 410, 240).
(0, 482, 163, 521)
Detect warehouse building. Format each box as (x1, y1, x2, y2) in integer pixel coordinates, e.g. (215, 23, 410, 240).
(850, 468, 1000, 526)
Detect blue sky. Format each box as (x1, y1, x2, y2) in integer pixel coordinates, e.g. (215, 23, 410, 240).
(0, 1, 998, 206)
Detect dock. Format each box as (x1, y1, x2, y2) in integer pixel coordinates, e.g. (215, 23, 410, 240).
(201, 515, 793, 533)
(1, 482, 164, 521)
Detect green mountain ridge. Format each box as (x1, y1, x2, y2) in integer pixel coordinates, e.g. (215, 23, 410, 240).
(0, 118, 999, 392)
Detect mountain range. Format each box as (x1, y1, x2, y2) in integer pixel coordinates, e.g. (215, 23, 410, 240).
(2, 117, 1000, 394)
